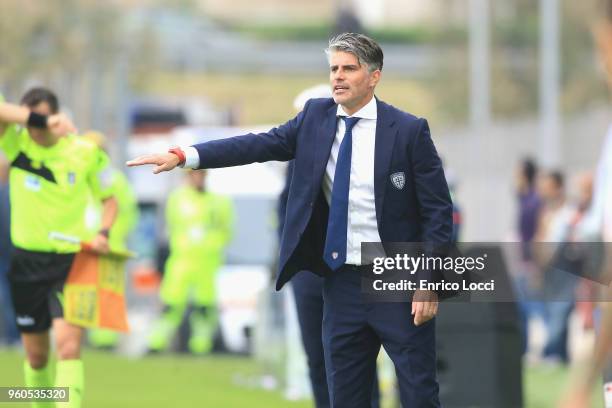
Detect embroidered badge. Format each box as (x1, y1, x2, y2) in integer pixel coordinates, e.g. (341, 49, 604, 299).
(390, 172, 405, 190)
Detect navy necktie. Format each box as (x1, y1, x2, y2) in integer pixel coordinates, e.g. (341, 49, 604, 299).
(323, 116, 361, 271)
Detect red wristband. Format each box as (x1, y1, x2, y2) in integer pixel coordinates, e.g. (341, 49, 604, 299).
(168, 146, 186, 166)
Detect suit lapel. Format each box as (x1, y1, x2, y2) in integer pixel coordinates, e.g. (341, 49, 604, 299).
(312, 104, 338, 202)
(374, 100, 397, 231)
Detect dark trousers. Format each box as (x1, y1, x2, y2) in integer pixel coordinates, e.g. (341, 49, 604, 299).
(322, 265, 440, 408)
(292, 271, 380, 408)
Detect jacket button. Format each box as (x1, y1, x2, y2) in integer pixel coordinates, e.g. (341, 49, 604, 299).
(309, 201, 314, 207)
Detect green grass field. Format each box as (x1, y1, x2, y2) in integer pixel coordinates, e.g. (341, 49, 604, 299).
(0, 349, 604, 407)
(0, 350, 310, 408)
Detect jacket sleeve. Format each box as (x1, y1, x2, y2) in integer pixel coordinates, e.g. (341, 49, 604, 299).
(193, 101, 311, 169)
(410, 118, 453, 244)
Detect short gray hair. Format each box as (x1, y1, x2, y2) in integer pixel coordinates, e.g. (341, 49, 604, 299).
(325, 33, 384, 73)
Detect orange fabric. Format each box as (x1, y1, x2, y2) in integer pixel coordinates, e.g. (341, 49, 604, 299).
(66, 252, 98, 285)
(64, 248, 131, 332)
(99, 290, 129, 332)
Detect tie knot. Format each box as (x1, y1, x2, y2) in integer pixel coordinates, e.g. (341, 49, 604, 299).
(341, 116, 360, 132)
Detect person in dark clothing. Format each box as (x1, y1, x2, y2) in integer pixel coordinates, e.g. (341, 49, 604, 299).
(513, 157, 543, 355)
(277, 85, 380, 408)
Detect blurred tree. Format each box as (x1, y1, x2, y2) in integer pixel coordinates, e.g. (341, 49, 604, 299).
(487, 0, 606, 120)
(0, 0, 121, 95)
(0, 0, 161, 132)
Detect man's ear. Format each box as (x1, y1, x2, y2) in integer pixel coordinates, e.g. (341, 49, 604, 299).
(370, 70, 381, 88)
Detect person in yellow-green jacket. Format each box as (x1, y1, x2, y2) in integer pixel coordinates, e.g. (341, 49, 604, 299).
(0, 88, 117, 408)
(148, 169, 233, 354)
(82, 130, 139, 349)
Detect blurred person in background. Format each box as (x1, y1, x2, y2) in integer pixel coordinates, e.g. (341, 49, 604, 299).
(280, 84, 380, 408)
(0, 87, 117, 408)
(517, 158, 541, 259)
(0, 153, 19, 346)
(573, 173, 598, 334)
(148, 170, 233, 355)
(534, 170, 578, 365)
(561, 2, 612, 405)
(333, 4, 364, 37)
(82, 130, 139, 350)
(513, 157, 543, 356)
(537, 172, 597, 367)
(441, 162, 462, 243)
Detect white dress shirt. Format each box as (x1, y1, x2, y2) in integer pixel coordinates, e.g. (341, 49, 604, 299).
(183, 96, 382, 264)
(323, 96, 382, 265)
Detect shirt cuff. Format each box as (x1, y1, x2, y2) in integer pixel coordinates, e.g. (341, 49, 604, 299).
(182, 146, 200, 169)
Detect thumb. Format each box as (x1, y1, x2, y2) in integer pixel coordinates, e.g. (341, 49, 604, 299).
(153, 162, 174, 174)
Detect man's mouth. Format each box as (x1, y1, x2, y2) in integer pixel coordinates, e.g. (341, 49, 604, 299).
(334, 85, 349, 92)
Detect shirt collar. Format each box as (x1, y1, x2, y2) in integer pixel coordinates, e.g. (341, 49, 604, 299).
(336, 95, 377, 120)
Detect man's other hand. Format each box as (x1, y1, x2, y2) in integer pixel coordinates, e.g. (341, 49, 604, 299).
(88, 233, 110, 255)
(126, 153, 181, 174)
(412, 289, 438, 326)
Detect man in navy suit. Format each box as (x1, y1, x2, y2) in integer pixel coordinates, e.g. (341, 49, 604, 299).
(129, 33, 453, 407)
(281, 84, 380, 408)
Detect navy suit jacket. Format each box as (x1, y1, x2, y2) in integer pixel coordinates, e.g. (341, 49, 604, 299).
(194, 97, 453, 290)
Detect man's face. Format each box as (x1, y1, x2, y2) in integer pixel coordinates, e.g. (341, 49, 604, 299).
(329, 51, 380, 113)
(25, 101, 52, 141)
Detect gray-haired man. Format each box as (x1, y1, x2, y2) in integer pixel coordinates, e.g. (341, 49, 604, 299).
(129, 33, 452, 407)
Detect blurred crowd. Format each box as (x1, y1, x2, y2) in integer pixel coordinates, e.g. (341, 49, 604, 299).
(513, 157, 603, 365)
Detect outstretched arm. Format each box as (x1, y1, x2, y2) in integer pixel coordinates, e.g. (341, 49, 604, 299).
(0, 100, 76, 138)
(127, 100, 311, 173)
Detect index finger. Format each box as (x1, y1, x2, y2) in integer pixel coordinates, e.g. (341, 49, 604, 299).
(126, 156, 157, 167)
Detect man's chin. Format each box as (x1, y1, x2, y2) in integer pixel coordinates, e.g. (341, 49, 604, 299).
(333, 95, 350, 106)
